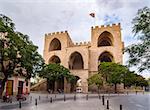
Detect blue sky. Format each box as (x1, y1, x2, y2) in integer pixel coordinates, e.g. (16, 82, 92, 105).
(0, 0, 149, 78)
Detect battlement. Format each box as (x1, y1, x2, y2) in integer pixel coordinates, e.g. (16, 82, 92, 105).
(45, 30, 68, 37)
(73, 41, 91, 46)
(91, 23, 121, 30)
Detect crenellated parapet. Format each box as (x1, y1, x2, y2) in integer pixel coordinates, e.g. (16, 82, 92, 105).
(45, 30, 68, 37)
(91, 23, 121, 30)
(73, 41, 91, 47)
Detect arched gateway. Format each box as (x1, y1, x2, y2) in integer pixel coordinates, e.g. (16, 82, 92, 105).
(49, 55, 61, 64)
(49, 38, 61, 51)
(98, 51, 113, 63)
(69, 52, 84, 70)
(43, 23, 123, 93)
(97, 31, 113, 47)
(48, 55, 64, 93)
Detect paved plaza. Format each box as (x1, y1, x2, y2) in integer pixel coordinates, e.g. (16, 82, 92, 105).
(0, 93, 149, 110)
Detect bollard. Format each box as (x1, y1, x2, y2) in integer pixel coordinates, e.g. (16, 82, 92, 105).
(19, 101, 21, 109)
(39, 96, 40, 100)
(55, 94, 56, 98)
(120, 105, 122, 110)
(46, 95, 48, 99)
(30, 96, 32, 102)
(127, 91, 128, 95)
(86, 94, 88, 100)
(50, 97, 52, 103)
(35, 99, 37, 106)
(107, 100, 109, 109)
(102, 95, 105, 105)
(74, 94, 76, 101)
(64, 94, 66, 102)
(143, 91, 144, 94)
(98, 94, 101, 99)
(136, 91, 137, 95)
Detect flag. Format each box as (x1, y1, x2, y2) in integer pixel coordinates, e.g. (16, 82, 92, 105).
(89, 13, 95, 18)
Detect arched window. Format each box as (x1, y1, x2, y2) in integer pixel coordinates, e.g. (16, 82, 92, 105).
(98, 31, 113, 47)
(49, 55, 61, 64)
(98, 51, 113, 63)
(49, 38, 61, 51)
(69, 52, 84, 70)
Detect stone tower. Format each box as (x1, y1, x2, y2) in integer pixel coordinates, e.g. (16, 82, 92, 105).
(43, 23, 124, 93)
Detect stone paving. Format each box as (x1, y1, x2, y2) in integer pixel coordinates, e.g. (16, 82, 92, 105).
(11, 97, 108, 110)
(0, 92, 149, 110)
(0, 93, 112, 110)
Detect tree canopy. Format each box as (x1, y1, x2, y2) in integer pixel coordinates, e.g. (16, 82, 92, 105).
(125, 7, 150, 72)
(98, 62, 128, 92)
(132, 74, 148, 87)
(88, 73, 103, 89)
(0, 14, 44, 97)
(39, 63, 76, 83)
(88, 62, 148, 93)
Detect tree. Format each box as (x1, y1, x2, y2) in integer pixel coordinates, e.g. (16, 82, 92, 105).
(123, 71, 135, 88)
(39, 63, 76, 91)
(133, 74, 148, 87)
(98, 62, 129, 93)
(88, 73, 103, 93)
(39, 64, 75, 81)
(0, 14, 44, 97)
(125, 7, 150, 72)
(147, 78, 150, 85)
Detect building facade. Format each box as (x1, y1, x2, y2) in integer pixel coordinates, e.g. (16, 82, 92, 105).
(2, 76, 30, 96)
(0, 32, 30, 96)
(43, 23, 124, 93)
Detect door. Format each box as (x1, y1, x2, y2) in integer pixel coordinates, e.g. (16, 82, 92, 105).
(7, 80, 13, 95)
(18, 81, 23, 94)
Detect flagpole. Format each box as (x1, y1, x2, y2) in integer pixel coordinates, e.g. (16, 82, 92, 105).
(89, 13, 96, 27)
(94, 16, 96, 26)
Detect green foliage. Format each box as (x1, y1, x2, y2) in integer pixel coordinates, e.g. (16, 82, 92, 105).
(123, 71, 135, 87)
(0, 14, 44, 96)
(147, 78, 150, 85)
(39, 63, 76, 83)
(125, 7, 150, 72)
(0, 14, 44, 84)
(88, 73, 103, 88)
(97, 62, 148, 89)
(133, 74, 148, 87)
(99, 62, 128, 85)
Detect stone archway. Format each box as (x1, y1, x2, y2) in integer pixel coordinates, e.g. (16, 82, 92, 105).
(49, 55, 61, 64)
(98, 31, 113, 47)
(49, 38, 61, 51)
(69, 52, 84, 70)
(98, 51, 113, 63)
(70, 76, 80, 92)
(48, 55, 62, 93)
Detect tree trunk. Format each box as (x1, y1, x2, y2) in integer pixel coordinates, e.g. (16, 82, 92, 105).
(0, 86, 4, 98)
(114, 84, 117, 93)
(0, 79, 6, 98)
(123, 83, 126, 89)
(98, 86, 100, 94)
